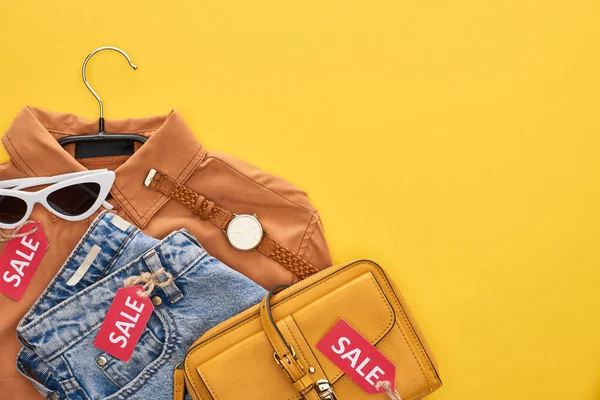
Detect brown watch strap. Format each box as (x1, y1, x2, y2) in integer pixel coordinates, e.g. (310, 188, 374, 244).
(147, 170, 233, 229)
(145, 169, 319, 280)
(256, 235, 320, 281)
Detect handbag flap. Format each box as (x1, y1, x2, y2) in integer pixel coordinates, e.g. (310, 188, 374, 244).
(289, 272, 394, 383)
(194, 271, 395, 399)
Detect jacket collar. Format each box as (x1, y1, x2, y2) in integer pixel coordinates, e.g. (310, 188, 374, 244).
(2, 106, 206, 228)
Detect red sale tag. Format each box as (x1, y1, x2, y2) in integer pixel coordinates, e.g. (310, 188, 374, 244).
(0, 222, 49, 302)
(93, 286, 154, 362)
(316, 319, 396, 394)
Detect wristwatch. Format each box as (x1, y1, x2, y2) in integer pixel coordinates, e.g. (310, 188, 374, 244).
(144, 169, 318, 279)
(226, 214, 264, 251)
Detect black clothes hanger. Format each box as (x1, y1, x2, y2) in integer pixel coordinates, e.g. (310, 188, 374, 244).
(58, 46, 148, 157)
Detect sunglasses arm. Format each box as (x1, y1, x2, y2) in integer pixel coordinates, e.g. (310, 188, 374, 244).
(0, 170, 110, 190)
(102, 201, 114, 210)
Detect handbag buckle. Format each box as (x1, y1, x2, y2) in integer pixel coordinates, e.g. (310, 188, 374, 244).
(273, 344, 297, 368)
(313, 380, 337, 400)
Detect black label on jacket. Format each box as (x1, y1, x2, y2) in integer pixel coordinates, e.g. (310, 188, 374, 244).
(75, 140, 135, 159)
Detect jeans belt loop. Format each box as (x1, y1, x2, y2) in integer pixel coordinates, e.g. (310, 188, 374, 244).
(142, 250, 184, 303)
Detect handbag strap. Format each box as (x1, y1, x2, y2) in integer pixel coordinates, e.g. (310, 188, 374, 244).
(173, 363, 185, 400)
(260, 286, 325, 400)
(145, 169, 319, 280)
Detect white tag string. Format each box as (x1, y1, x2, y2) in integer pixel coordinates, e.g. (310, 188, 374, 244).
(376, 381, 402, 400)
(0, 221, 38, 243)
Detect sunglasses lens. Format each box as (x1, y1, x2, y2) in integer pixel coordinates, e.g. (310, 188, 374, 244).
(47, 183, 101, 217)
(0, 195, 28, 225)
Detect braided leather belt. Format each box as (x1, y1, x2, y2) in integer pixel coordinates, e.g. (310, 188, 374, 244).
(143, 169, 318, 280)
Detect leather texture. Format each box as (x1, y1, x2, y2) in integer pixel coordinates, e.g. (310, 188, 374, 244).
(148, 169, 320, 280)
(173, 365, 185, 400)
(179, 260, 442, 400)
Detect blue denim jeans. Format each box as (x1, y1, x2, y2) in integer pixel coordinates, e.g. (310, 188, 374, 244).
(16, 211, 266, 399)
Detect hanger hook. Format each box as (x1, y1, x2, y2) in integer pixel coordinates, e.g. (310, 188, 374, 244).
(82, 46, 138, 133)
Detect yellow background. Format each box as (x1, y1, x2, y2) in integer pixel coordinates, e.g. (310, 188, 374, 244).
(1, 1, 599, 399)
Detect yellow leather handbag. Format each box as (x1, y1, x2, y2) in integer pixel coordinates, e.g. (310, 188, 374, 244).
(175, 260, 442, 400)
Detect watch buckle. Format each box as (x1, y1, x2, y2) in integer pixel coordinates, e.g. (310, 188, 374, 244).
(144, 169, 158, 189)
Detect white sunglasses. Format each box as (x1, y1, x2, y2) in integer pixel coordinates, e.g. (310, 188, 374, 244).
(0, 169, 115, 229)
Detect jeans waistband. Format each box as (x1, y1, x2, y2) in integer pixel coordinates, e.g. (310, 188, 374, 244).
(20, 211, 159, 327)
(17, 216, 207, 362)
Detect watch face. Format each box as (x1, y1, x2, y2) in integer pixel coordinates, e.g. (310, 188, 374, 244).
(226, 214, 264, 251)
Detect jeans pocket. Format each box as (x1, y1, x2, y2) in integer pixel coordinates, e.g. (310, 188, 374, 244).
(101, 307, 180, 400)
(58, 308, 176, 400)
(98, 324, 165, 388)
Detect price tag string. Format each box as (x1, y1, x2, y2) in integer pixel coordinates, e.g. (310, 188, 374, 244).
(123, 267, 174, 297)
(0, 221, 38, 243)
(376, 381, 402, 400)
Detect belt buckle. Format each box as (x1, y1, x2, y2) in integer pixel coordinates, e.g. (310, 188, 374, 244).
(144, 168, 158, 188)
(273, 344, 296, 369)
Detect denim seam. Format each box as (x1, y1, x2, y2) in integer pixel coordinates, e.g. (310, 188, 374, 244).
(15, 355, 59, 398)
(170, 252, 207, 283)
(58, 377, 75, 393)
(109, 307, 181, 400)
(143, 251, 184, 304)
(22, 231, 189, 333)
(143, 325, 163, 346)
(60, 355, 92, 400)
(63, 307, 177, 400)
(100, 326, 164, 388)
(21, 232, 202, 363)
(44, 320, 104, 361)
(19, 213, 107, 326)
(41, 284, 182, 361)
(96, 228, 140, 282)
(101, 357, 126, 389)
(142, 249, 205, 290)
